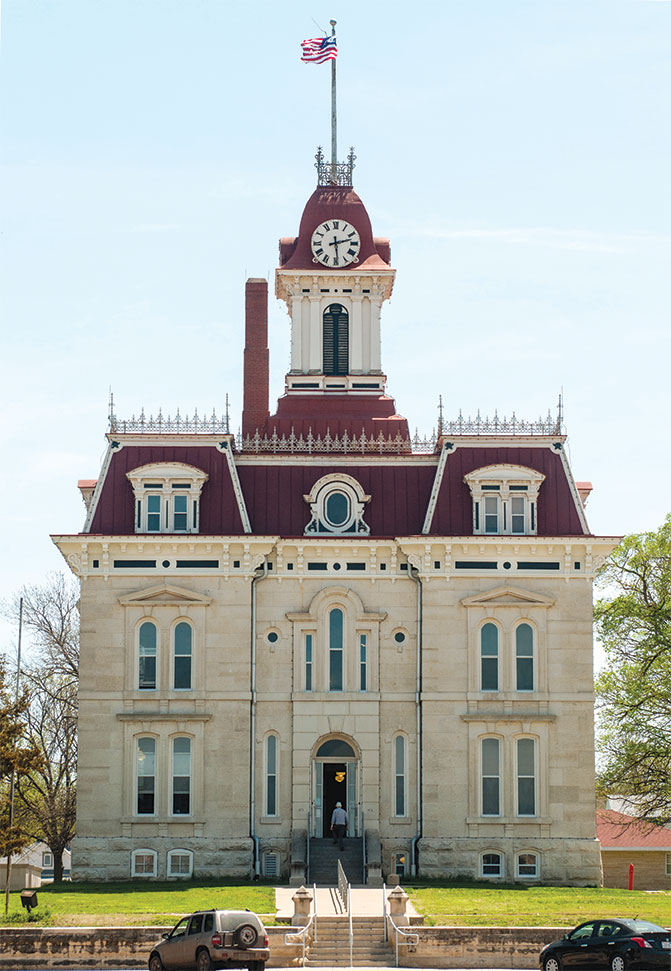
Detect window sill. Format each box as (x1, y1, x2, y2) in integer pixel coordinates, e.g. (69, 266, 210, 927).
(259, 816, 283, 825)
(388, 816, 412, 825)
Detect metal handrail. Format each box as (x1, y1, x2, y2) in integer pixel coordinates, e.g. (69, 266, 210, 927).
(336, 858, 348, 912)
(306, 810, 311, 884)
(382, 882, 388, 942)
(313, 882, 318, 942)
(361, 808, 366, 884)
(347, 883, 353, 969)
(284, 912, 315, 968)
(387, 912, 419, 968)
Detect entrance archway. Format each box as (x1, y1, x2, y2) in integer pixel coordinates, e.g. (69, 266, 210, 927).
(311, 736, 359, 838)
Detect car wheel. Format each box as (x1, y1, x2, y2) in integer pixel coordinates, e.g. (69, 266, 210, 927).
(543, 956, 561, 971)
(235, 923, 259, 948)
(610, 956, 626, 971)
(148, 953, 164, 971)
(196, 949, 214, 971)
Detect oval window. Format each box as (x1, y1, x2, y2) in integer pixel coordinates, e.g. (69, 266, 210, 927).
(325, 490, 350, 527)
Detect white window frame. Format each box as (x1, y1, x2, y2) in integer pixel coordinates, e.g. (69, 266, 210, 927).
(127, 463, 208, 535)
(265, 733, 279, 818)
(464, 465, 545, 536)
(480, 621, 499, 692)
(132, 848, 157, 877)
(359, 633, 367, 692)
(393, 852, 408, 876)
(393, 733, 407, 818)
(138, 620, 158, 691)
(480, 851, 503, 878)
(171, 736, 192, 817)
(42, 851, 53, 867)
(666, 853, 671, 876)
(328, 607, 344, 692)
(481, 736, 501, 817)
(516, 737, 537, 817)
(304, 473, 371, 535)
(516, 852, 539, 879)
(305, 633, 314, 691)
(167, 848, 193, 878)
(173, 620, 193, 691)
(515, 622, 535, 692)
(136, 736, 157, 816)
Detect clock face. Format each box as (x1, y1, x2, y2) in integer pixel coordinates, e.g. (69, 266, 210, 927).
(311, 220, 360, 267)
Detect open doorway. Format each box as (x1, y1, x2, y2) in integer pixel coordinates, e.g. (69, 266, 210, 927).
(322, 762, 347, 837)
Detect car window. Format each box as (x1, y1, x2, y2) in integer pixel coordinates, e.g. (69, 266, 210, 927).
(631, 921, 667, 934)
(171, 917, 190, 939)
(598, 923, 622, 938)
(189, 915, 203, 935)
(203, 914, 214, 933)
(570, 923, 597, 940)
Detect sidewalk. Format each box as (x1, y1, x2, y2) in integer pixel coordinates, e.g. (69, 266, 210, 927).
(274, 885, 419, 919)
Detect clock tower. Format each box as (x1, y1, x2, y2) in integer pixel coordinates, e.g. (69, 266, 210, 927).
(241, 149, 409, 446)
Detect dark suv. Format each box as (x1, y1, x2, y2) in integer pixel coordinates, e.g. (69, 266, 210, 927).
(148, 909, 270, 971)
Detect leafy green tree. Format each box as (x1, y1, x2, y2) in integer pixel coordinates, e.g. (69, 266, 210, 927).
(2, 573, 79, 882)
(0, 659, 42, 861)
(595, 515, 671, 825)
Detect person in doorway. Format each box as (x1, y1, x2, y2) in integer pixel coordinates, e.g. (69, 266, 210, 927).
(330, 801, 348, 850)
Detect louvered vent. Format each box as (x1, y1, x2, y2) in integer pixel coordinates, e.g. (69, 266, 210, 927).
(263, 852, 279, 877)
(323, 304, 349, 375)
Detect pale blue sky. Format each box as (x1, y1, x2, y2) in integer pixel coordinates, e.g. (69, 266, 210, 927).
(1, 1, 669, 646)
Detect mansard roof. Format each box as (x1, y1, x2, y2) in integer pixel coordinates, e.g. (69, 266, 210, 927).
(84, 436, 590, 538)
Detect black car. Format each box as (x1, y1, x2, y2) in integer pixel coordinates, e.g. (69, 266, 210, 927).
(540, 919, 671, 971)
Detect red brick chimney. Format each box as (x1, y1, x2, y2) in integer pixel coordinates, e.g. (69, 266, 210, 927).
(242, 278, 270, 440)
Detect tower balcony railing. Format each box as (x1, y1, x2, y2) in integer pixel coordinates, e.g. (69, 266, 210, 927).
(315, 146, 356, 187)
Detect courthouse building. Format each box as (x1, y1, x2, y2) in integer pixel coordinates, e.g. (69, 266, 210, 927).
(54, 150, 617, 885)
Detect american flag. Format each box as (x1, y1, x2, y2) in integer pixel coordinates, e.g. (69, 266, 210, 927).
(301, 35, 338, 64)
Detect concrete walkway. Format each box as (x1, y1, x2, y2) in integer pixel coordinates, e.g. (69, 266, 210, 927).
(274, 885, 419, 919)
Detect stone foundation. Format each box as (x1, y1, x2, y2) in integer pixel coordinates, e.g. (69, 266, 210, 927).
(418, 837, 603, 886)
(71, 836, 254, 881)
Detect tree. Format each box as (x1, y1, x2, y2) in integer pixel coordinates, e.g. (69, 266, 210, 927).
(2, 573, 79, 881)
(0, 659, 42, 861)
(15, 667, 77, 883)
(5, 573, 79, 684)
(595, 514, 671, 826)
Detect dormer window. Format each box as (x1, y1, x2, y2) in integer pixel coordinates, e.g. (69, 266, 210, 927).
(304, 474, 370, 535)
(127, 463, 208, 535)
(464, 465, 545, 536)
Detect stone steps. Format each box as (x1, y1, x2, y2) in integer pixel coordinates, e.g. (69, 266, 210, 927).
(305, 916, 391, 967)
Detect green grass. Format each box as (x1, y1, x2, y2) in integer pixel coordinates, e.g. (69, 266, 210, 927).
(406, 881, 671, 927)
(0, 880, 276, 927)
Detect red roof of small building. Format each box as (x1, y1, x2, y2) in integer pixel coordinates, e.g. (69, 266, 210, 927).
(597, 810, 671, 849)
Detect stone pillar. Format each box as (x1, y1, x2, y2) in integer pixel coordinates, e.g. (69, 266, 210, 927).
(387, 885, 409, 926)
(291, 885, 313, 926)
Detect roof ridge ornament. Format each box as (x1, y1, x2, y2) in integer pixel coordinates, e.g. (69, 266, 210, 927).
(315, 145, 356, 187)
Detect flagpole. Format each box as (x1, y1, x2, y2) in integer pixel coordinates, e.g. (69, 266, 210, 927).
(330, 19, 337, 175)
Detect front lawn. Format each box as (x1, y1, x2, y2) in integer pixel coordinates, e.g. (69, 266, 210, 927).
(0, 880, 276, 927)
(407, 882, 671, 927)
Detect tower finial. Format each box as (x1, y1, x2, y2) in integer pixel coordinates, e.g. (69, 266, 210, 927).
(437, 395, 444, 436)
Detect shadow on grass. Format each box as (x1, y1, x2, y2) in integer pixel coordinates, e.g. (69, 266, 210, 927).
(37, 878, 281, 897)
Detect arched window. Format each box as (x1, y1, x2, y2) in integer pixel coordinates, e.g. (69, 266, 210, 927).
(138, 621, 157, 690)
(517, 852, 539, 879)
(329, 608, 344, 691)
(394, 734, 406, 817)
(131, 848, 157, 877)
(168, 848, 193, 878)
(323, 304, 349, 375)
(480, 623, 499, 691)
(136, 737, 156, 815)
(173, 622, 192, 690)
(517, 737, 536, 816)
(316, 738, 356, 758)
(172, 737, 191, 815)
(266, 734, 278, 817)
(515, 623, 534, 691)
(481, 737, 501, 816)
(481, 852, 502, 877)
